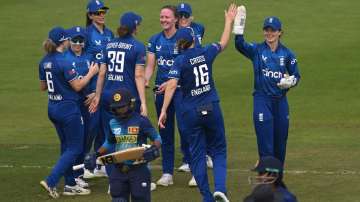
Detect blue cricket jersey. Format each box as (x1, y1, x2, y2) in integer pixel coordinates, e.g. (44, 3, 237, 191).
(102, 112, 161, 165)
(235, 35, 300, 97)
(63, 49, 97, 97)
(39, 52, 80, 103)
(85, 24, 114, 60)
(190, 22, 205, 47)
(168, 43, 222, 112)
(276, 187, 298, 202)
(99, 35, 146, 105)
(148, 31, 179, 86)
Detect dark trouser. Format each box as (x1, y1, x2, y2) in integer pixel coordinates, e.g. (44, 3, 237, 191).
(46, 101, 84, 187)
(110, 164, 151, 202)
(154, 89, 190, 174)
(183, 102, 227, 202)
(253, 94, 289, 164)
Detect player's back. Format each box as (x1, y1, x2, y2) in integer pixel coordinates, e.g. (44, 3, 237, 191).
(171, 43, 222, 111)
(102, 36, 145, 99)
(39, 52, 80, 103)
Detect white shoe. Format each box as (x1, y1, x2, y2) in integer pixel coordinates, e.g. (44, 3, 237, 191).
(156, 174, 173, 186)
(83, 169, 95, 179)
(40, 180, 59, 199)
(188, 176, 197, 187)
(75, 177, 89, 188)
(178, 163, 191, 172)
(213, 191, 229, 202)
(93, 166, 107, 178)
(151, 182, 157, 191)
(107, 185, 110, 195)
(63, 185, 91, 196)
(206, 155, 213, 169)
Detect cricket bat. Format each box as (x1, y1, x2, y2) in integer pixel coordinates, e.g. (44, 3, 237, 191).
(73, 144, 150, 170)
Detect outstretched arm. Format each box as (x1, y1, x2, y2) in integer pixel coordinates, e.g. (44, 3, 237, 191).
(219, 3, 238, 50)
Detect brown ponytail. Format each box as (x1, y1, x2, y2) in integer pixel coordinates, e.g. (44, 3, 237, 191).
(117, 26, 132, 37)
(176, 39, 193, 51)
(86, 13, 92, 27)
(43, 39, 57, 54)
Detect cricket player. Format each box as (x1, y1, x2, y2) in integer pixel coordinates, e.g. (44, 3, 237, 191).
(88, 12, 147, 189)
(177, 2, 205, 47)
(39, 27, 98, 198)
(144, 5, 188, 186)
(85, 88, 161, 202)
(158, 4, 238, 202)
(246, 156, 298, 202)
(233, 6, 301, 164)
(84, 0, 114, 178)
(176, 2, 213, 186)
(63, 26, 98, 187)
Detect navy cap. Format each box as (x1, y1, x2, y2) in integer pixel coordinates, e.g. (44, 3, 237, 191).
(48, 27, 69, 46)
(120, 12, 142, 33)
(177, 3, 192, 15)
(253, 156, 283, 173)
(176, 27, 195, 44)
(87, 0, 109, 12)
(110, 88, 135, 108)
(68, 26, 86, 39)
(263, 16, 282, 31)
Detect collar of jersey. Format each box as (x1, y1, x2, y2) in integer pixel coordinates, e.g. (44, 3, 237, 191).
(89, 23, 109, 35)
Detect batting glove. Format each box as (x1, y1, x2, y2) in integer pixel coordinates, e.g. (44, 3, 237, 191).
(84, 152, 97, 170)
(277, 75, 297, 89)
(232, 5, 246, 35)
(142, 145, 160, 162)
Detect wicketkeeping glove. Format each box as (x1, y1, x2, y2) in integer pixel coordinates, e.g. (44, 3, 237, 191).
(84, 152, 97, 170)
(233, 5, 246, 35)
(277, 75, 297, 89)
(142, 145, 160, 162)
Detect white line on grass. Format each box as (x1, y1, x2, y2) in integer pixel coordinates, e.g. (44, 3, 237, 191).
(0, 164, 358, 175)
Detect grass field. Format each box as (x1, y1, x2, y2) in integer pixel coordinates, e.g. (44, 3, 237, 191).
(1, 0, 360, 201)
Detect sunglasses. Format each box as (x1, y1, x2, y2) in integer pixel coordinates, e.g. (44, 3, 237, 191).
(91, 10, 107, 16)
(179, 12, 190, 19)
(71, 36, 85, 44)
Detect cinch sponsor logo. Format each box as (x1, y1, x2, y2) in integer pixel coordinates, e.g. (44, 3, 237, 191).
(262, 68, 283, 79)
(157, 56, 174, 66)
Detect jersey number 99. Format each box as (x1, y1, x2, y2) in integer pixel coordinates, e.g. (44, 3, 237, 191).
(108, 51, 125, 73)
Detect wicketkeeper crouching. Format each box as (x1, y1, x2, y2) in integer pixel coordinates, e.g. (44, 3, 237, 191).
(84, 88, 161, 202)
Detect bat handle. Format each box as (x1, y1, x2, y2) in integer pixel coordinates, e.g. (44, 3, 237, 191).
(73, 164, 84, 170)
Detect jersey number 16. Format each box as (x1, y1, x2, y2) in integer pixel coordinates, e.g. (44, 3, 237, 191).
(193, 64, 209, 87)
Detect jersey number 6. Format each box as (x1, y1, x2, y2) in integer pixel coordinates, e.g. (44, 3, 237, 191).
(45, 72, 55, 92)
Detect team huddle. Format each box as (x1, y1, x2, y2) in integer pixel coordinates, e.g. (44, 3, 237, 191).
(38, 1, 300, 202)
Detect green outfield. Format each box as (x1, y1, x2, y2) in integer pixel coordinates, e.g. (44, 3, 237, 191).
(1, 0, 360, 201)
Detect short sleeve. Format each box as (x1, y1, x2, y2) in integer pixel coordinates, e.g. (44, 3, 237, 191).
(136, 44, 146, 66)
(206, 43, 222, 61)
(62, 60, 79, 82)
(39, 61, 46, 81)
(147, 35, 157, 53)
